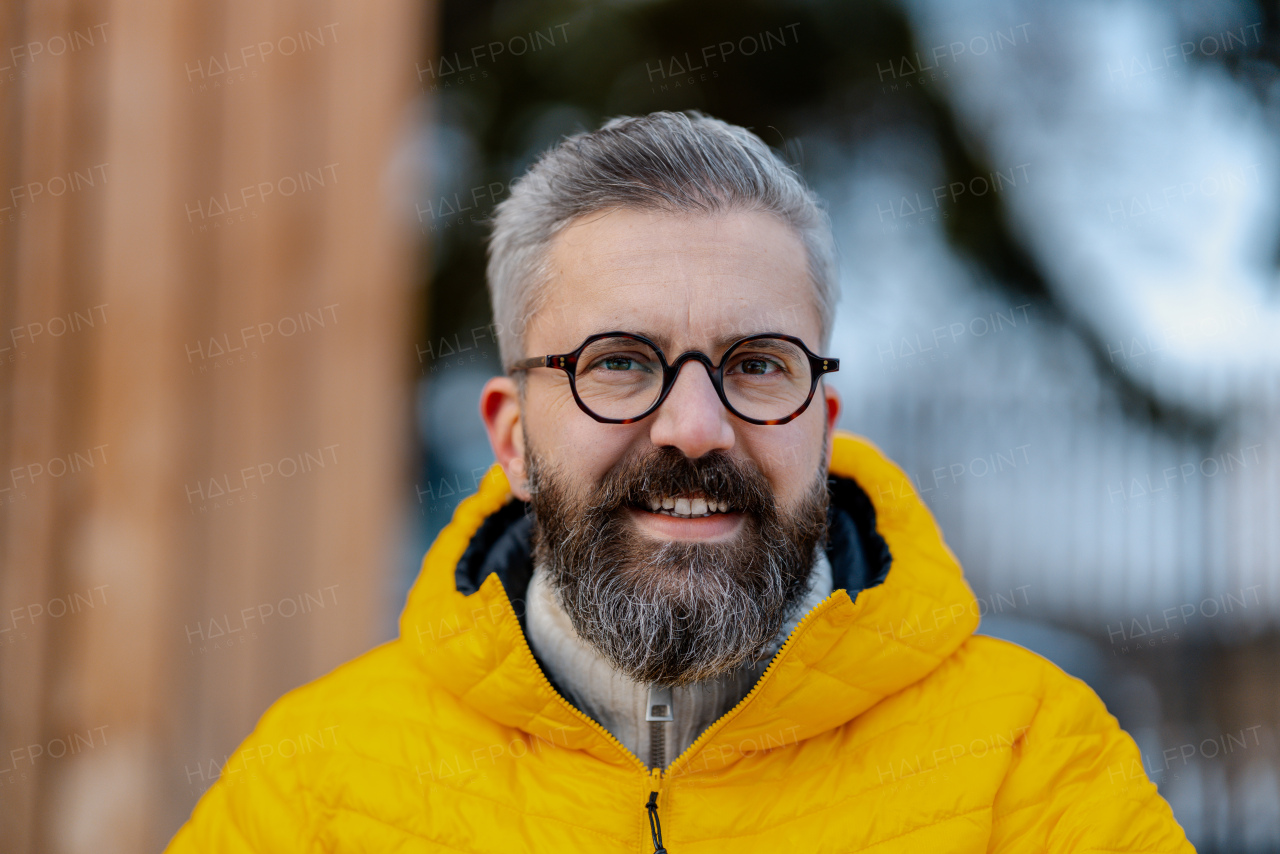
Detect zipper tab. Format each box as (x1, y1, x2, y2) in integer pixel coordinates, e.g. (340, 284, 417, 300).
(646, 684, 672, 771)
(645, 790, 667, 853)
(645, 684, 673, 721)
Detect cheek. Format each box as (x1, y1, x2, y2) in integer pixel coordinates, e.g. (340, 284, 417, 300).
(740, 421, 825, 502)
(524, 396, 636, 485)
(523, 377, 584, 451)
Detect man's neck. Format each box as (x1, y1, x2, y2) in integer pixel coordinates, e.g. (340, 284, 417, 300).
(525, 551, 833, 770)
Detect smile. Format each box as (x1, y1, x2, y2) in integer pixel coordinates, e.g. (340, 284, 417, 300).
(625, 492, 744, 543)
(642, 494, 733, 518)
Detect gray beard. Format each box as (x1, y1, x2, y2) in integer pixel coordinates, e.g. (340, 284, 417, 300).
(527, 445, 830, 686)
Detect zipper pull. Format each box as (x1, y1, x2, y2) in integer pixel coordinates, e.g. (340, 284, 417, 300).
(646, 684, 673, 772)
(645, 790, 667, 853)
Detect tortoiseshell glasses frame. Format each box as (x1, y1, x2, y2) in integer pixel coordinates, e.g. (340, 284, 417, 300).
(508, 331, 839, 425)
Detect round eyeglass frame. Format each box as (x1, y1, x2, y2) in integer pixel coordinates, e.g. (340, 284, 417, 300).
(508, 331, 840, 426)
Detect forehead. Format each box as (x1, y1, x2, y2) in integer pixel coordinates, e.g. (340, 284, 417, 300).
(533, 207, 821, 353)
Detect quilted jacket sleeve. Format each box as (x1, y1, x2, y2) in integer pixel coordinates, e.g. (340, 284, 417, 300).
(988, 662, 1194, 853)
(163, 697, 320, 853)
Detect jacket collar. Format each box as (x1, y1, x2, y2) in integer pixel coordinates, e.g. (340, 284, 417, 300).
(399, 432, 980, 774)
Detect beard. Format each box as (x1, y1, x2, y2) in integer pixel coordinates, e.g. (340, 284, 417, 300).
(527, 442, 830, 687)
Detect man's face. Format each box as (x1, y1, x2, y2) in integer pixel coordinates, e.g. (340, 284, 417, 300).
(481, 207, 840, 685)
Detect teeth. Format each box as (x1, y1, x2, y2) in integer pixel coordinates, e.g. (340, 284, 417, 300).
(642, 495, 732, 517)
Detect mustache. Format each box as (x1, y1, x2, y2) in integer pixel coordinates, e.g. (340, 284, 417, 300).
(588, 446, 775, 517)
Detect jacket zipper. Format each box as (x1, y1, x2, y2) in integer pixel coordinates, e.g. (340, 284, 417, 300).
(646, 768, 666, 853)
(495, 577, 665, 850)
(492, 576, 846, 851)
(661, 594, 841, 776)
(636, 603, 830, 853)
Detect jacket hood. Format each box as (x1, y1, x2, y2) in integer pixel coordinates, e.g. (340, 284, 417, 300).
(399, 431, 980, 774)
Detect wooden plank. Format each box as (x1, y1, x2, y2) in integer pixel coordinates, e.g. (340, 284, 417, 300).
(0, 0, 428, 848)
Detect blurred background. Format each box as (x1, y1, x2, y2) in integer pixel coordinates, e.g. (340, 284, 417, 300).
(3, 0, 1279, 850)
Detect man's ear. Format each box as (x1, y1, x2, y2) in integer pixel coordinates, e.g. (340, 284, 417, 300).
(480, 376, 531, 501)
(822, 381, 841, 470)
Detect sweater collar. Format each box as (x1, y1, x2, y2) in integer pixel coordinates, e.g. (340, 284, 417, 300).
(399, 432, 980, 775)
(523, 549, 834, 765)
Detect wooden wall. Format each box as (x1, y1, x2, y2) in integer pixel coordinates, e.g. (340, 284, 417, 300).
(0, 0, 429, 849)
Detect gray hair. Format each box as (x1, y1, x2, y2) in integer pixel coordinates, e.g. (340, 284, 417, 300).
(485, 110, 838, 369)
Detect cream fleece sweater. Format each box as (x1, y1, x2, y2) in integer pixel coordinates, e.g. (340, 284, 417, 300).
(526, 550, 833, 770)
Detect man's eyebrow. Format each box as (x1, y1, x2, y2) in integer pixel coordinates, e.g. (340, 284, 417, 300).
(710, 330, 779, 349)
(614, 329, 785, 354)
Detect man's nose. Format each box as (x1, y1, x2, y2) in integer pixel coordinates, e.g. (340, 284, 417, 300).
(647, 361, 736, 458)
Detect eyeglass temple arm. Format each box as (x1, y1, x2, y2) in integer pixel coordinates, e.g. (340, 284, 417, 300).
(509, 355, 575, 373)
(508, 356, 546, 372)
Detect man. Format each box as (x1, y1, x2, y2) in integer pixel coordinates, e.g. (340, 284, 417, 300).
(167, 111, 1192, 851)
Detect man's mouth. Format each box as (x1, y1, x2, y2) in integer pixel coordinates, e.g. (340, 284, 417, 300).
(637, 494, 734, 518)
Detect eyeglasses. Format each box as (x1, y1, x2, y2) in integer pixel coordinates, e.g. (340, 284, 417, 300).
(509, 331, 839, 425)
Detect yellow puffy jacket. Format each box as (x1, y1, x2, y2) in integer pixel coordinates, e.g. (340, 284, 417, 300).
(166, 432, 1193, 852)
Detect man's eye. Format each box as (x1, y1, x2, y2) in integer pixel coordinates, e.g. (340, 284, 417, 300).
(587, 353, 654, 373)
(733, 357, 781, 375)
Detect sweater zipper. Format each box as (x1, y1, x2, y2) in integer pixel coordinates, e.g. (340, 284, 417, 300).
(645, 683, 672, 854)
(493, 576, 845, 852)
(646, 684, 673, 771)
(638, 603, 824, 854)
